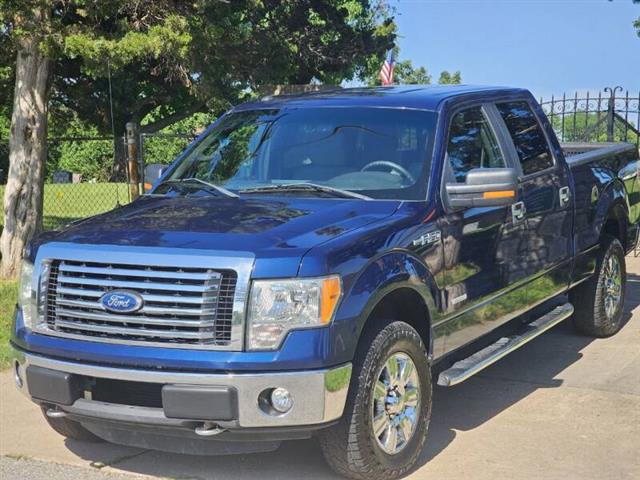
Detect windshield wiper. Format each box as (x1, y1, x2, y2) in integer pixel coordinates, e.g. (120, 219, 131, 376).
(239, 182, 371, 200)
(158, 178, 239, 198)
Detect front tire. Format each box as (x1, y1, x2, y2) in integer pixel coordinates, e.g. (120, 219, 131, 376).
(570, 235, 626, 337)
(319, 321, 432, 480)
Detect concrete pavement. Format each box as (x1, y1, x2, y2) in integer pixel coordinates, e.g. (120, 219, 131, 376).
(1, 256, 639, 480)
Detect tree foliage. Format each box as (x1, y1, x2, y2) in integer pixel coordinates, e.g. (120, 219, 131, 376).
(1, 0, 397, 154)
(438, 70, 462, 85)
(6, 0, 394, 139)
(550, 111, 639, 144)
(141, 111, 216, 167)
(611, 0, 639, 36)
(365, 48, 461, 86)
(48, 117, 113, 181)
(393, 60, 432, 84)
(0, 0, 397, 276)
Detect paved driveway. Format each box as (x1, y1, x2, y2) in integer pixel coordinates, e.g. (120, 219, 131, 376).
(2, 256, 639, 480)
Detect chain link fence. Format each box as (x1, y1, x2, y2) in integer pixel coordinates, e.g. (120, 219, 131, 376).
(0, 132, 195, 232)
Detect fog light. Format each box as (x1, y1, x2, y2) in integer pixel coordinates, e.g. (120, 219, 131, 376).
(270, 387, 293, 413)
(14, 361, 23, 389)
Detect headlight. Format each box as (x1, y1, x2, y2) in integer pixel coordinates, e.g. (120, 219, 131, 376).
(247, 275, 342, 350)
(18, 260, 35, 329)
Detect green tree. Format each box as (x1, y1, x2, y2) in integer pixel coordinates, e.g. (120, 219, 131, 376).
(550, 111, 639, 144)
(611, 0, 639, 36)
(0, 0, 396, 277)
(140, 111, 216, 167)
(365, 48, 461, 86)
(51, 118, 113, 181)
(393, 60, 432, 84)
(438, 70, 462, 85)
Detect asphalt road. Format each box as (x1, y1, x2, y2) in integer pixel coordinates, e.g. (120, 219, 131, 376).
(1, 256, 639, 480)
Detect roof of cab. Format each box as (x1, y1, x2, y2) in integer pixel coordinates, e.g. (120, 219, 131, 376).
(233, 85, 530, 112)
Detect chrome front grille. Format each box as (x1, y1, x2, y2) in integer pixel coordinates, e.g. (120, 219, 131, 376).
(45, 260, 237, 347)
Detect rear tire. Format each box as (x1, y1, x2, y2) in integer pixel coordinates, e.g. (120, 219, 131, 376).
(41, 407, 104, 442)
(570, 235, 626, 337)
(318, 321, 432, 480)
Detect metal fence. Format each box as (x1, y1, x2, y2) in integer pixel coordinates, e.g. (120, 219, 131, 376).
(539, 86, 640, 148)
(0, 131, 197, 232)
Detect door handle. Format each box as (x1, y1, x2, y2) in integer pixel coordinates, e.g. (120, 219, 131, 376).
(559, 186, 571, 207)
(512, 201, 526, 223)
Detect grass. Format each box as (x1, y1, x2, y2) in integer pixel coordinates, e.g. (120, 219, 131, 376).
(0, 280, 17, 369)
(0, 182, 129, 230)
(0, 183, 129, 368)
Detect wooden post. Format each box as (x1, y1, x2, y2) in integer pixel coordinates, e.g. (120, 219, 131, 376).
(126, 122, 140, 200)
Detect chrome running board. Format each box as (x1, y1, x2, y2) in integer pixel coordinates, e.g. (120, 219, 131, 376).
(437, 303, 574, 387)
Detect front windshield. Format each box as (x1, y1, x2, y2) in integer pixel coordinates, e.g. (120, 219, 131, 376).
(160, 107, 437, 200)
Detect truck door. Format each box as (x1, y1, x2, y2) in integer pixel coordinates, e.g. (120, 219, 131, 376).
(493, 100, 573, 307)
(437, 104, 529, 355)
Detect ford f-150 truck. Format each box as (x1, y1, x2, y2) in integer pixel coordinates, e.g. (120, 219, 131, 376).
(11, 86, 640, 479)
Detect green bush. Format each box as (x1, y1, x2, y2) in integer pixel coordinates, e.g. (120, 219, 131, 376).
(51, 119, 114, 182)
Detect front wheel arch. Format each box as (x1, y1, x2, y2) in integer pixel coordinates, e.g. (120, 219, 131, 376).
(358, 286, 433, 361)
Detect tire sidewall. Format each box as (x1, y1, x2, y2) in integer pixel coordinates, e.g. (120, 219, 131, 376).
(594, 237, 626, 332)
(355, 322, 432, 473)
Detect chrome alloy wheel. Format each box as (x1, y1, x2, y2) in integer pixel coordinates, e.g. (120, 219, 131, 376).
(603, 253, 622, 320)
(371, 352, 420, 455)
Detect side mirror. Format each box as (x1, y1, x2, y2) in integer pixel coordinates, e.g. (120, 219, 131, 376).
(445, 168, 518, 208)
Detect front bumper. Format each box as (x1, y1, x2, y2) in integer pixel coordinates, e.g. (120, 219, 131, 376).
(11, 346, 351, 430)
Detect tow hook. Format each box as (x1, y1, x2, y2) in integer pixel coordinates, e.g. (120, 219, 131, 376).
(45, 407, 68, 419)
(194, 421, 226, 437)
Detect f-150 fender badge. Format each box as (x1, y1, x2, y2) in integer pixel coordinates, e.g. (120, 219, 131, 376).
(100, 290, 144, 313)
(412, 230, 442, 247)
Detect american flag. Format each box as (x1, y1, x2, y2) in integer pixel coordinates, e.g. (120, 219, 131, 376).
(379, 50, 395, 86)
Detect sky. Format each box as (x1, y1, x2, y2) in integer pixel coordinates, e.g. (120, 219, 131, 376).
(392, 0, 639, 100)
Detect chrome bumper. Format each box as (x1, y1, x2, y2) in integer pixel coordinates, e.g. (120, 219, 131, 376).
(11, 347, 351, 429)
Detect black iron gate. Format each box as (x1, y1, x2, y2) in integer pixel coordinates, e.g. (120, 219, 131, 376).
(539, 87, 639, 148)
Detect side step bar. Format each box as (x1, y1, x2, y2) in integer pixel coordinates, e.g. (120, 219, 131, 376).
(437, 303, 574, 387)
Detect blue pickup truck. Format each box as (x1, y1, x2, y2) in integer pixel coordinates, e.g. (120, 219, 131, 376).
(11, 86, 640, 479)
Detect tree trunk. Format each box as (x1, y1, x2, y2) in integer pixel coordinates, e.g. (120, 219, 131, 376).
(0, 36, 51, 278)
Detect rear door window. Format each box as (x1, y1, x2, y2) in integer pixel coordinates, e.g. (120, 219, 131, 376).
(496, 101, 554, 175)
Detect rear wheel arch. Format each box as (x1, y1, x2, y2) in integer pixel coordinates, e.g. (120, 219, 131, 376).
(601, 201, 629, 251)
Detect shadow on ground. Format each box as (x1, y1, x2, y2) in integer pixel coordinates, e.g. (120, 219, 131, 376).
(62, 276, 639, 479)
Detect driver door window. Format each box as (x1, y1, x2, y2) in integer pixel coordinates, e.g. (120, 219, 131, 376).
(447, 106, 506, 183)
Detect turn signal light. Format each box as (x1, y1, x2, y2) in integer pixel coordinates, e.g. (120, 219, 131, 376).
(321, 276, 342, 324)
(483, 190, 515, 199)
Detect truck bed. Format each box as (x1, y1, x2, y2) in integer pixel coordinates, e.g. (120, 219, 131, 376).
(562, 141, 640, 252)
(561, 141, 638, 167)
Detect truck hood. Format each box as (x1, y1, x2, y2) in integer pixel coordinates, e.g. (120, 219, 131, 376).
(42, 195, 400, 257)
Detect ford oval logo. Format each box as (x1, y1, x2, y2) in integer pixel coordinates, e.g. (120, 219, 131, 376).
(100, 290, 144, 313)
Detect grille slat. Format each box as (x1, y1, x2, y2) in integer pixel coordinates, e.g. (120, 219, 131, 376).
(55, 308, 213, 328)
(56, 286, 211, 305)
(54, 298, 214, 316)
(55, 319, 215, 340)
(57, 273, 217, 293)
(58, 263, 214, 281)
(45, 260, 237, 347)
